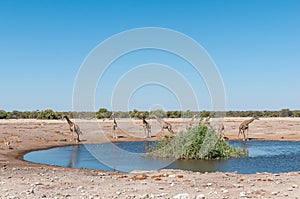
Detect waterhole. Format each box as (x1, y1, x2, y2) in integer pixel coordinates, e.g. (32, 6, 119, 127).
(24, 141, 300, 174)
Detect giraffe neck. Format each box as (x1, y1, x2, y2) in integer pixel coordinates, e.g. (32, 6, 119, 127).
(247, 118, 255, 124)
(64, 116, 73, 126)
(142, 117, 148, 125)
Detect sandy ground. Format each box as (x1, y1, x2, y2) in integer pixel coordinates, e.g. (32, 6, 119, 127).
(0, 118, 299, 198)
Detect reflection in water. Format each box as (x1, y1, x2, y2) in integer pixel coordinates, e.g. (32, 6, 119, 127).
(166, 159, 228, 173)
(24, 141, 300, 174)
(67, 145, 80, 168)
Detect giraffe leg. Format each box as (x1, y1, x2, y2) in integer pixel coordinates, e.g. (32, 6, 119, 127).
(240, 129, 245, 141)
(243, 130, 247, 141)
(148, 126, 151, 138)
(115, 130, 118, 139)
(76, 132, 80, 142)
(74, 127, 80, 142)
(69, 128, 74, 142)
(144, 127, 147, 138)
(246, 128, 249, 141)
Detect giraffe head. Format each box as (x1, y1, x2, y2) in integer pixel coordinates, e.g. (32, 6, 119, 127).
(139, 113, 146, 119)
(253, 116, 260, 120)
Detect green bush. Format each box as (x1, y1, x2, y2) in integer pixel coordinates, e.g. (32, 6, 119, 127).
(0, 110, 8, 119)
(37, 109, 61, 120)
(147, 124, 247, 160)
(96, 108, 111, 119)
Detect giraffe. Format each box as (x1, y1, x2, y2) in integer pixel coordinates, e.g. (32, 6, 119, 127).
(218, 123, 225, 133)
(111, 113, 118, 139)
(238, 117, 259, 141)
(3, 137, 11, 149)
(217, 123, 225, 140)
(186, 114, 196, 130)
(154, 115, 174, 134)
(140, 114, 151, 138)
(11, 135, 20, 143)
(62, 115, 82, 142)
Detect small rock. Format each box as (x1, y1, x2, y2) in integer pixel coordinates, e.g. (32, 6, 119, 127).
(271, 191, 279, 195)
(196, 194, 205, 199)
(31, 182, 43, 186)
(222, 189, 229, 193)
(173, 193, 189, 199)
(26, 188, 34, 195)
(157, 193, 168, 197)
(206, 183, 213, 186)
(288, 187, 293, 191)
(292, 184, 298, 188)
(77, 186, 84, 191)
(239, 192, 247, 197)
(140, 193, 149, 199)
(234, 184, 244, 188)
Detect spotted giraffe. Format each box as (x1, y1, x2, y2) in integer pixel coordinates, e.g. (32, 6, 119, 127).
(3, 137, 11, 149)
(111, 113, 118, 139)
(154, 115, 174, 134)
(140, 114, 151, 138)
(238, 117, 259, 141)
(62, 115, 82, 142)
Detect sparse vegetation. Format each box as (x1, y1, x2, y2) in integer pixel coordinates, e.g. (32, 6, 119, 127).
(146, 124, 247, 160)
(0, 108, 300, 119)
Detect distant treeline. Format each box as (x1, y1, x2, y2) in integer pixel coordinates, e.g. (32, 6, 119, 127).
(0, 108, 299, 120)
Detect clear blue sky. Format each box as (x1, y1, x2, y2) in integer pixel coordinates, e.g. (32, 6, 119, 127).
(0, 0, 299, 111)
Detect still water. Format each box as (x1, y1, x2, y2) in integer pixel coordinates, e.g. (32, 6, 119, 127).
(24, 141, 300, 174)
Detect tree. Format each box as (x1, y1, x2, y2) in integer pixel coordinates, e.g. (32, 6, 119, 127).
(0, 110, 7, 119)
(96, 108, 111, 119)
(37, 109, 60, 120)
(200, 110, 210, 118)
(129, 109, 139, 118)
(279, 109, 292, 117)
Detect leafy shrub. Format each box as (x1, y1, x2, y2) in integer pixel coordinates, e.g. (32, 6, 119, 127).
(37, 109, 61, 120)
(147, 124, 247, 160)
(96, 108, 112, 119)
(0, 110, 8, 119)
